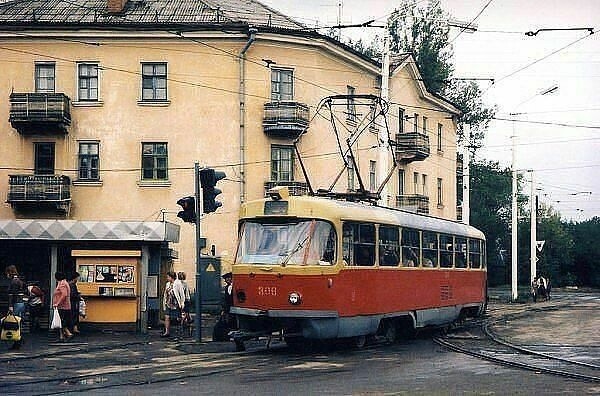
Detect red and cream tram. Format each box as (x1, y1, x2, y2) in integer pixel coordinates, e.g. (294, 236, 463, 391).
(230, 187, 486, 350)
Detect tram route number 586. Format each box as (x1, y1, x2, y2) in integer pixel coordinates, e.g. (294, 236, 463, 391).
(258, 286, 278, 296)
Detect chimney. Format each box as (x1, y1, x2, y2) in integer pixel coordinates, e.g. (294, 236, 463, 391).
(107, 0, 128, 14)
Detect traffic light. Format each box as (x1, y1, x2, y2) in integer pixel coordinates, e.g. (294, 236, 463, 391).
(199, 168, 226, 213)
(177, 196, 196, 223)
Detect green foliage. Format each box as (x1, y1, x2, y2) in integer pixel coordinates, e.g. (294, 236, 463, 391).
(570, 217, 600, 287)
(388, 1, 453, 94)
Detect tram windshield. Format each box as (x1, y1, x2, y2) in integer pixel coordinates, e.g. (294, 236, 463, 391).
(235, 219, 336, 266)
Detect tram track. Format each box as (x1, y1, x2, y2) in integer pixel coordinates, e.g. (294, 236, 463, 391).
(434, 300, 600, 383)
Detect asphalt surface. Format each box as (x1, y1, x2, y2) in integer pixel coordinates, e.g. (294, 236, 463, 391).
(1, 288, 598, 395)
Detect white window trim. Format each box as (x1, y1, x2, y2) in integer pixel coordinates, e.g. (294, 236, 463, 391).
(73, 61, 102, 105)
(140, 61, 169, 103)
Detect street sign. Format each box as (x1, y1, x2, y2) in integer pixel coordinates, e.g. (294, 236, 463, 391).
(536, 240, 545, 252)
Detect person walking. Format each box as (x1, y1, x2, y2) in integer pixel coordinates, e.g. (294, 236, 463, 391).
(161, 272, 181, 338)
(177, 272, 192, 326)
(68, 272, 81, 334)
(6, 265, 26, 350)
(27, 281, 45, 333)
(52, 272, 73, 341)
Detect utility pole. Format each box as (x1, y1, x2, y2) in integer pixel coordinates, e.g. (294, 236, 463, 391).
(530, 170, 537, 286)
(462, 124, 471, 225)
(511, 120, 518, 301)
(194, 162, 203, 342)
(377, 30, 390, 205)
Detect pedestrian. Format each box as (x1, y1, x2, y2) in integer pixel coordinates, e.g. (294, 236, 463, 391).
(6, 265, 26, 349)
(212, 271, 235, 341)
(177, 272, 192, 325)
(27, 281, 45, 333)
(68, 272, 81, 334)
(161, 271, 182, 338)
(52, 271, 73, 341)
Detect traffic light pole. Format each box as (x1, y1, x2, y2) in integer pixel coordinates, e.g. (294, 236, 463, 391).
(194, 162, 203, 342)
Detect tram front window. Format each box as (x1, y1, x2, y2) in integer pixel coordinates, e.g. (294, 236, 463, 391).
(236, 220, 336, 266)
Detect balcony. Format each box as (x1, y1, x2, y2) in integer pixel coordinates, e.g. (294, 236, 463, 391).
(396, 194, 429, 215)
(394, 133, 430, 163)
(263, 101, 310, 139)
(7, 175, 71, 212)
(9, 93, 71, 134)
(264, 180, 309, 197)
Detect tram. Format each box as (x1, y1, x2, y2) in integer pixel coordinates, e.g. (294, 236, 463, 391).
(230, 187, 486, 350)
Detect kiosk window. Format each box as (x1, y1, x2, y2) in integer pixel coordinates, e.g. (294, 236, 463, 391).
(401, 228, 420, 267)
(422, 231, 438, 268)
(379, 226, 400, 267)
(96, 265, 118, 283)
(440, 235, 454, 268)
(343, 222, 375, 266)
(455, 237, 467, 268)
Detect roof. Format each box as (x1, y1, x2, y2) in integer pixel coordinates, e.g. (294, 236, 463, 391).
(241, 196, 485, 240)
(0, 0, 305, 30)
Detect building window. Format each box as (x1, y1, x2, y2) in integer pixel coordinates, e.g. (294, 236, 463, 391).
(271, 69, 294, 101)
(347, 155, 355, 190)
(142, 143, 168, 180)
(78, 63, 99, 101)
(422, 116, 428, 134)
(398, 169, 405, 195)
(437, 123, 443, 152)
(398, 107, 405, 133)
(34, 142, 55, 175)
(437, 177, 444, 206)
(141, 63, 167, 101)
(413, 172, 419, 195)
(422, 174, 428, 196)
(347, 85, 356, 122)
(271, 145, 294, 182)
(369, 160, 376, 192)
(413, 113, 418, 133)
(78, 142, 100, 181)
(35, 63, 55, 93)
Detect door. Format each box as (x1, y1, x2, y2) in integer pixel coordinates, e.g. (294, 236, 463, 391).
(35, 142, 55, 175)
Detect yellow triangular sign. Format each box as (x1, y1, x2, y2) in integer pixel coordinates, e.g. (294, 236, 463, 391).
(206, 264, 215, 272)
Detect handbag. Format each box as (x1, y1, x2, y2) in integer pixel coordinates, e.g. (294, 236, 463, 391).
(50, 308, 62, 329)
(1, 313, 22, 342)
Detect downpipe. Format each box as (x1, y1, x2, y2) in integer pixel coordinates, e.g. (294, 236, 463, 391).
(239, 27, 257, 204)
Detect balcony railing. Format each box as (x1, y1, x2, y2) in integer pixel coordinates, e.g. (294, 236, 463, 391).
(264, 180, 309, 197)
(9, 93, 71, 134)
(394, 133, 430, 163)
(7, 175, 71, 210)
(263, 101, 310, 139)
(396, 194, 430, 215)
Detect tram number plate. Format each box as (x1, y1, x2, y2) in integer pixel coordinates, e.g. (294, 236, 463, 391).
(258, 286, 278, 297)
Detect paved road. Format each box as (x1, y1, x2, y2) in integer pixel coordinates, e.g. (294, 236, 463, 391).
(1, 290, 598, 395)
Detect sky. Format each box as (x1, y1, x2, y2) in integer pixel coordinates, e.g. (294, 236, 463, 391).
(261, 0, 600, 221)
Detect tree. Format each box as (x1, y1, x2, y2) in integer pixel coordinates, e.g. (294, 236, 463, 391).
(387, 1, 496, 147)
(570, 217, 600, 287)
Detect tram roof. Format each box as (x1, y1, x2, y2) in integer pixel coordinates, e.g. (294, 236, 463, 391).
(241, 196, 485, 240)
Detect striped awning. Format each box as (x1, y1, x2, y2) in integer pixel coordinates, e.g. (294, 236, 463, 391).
(0, 220, 179, 243)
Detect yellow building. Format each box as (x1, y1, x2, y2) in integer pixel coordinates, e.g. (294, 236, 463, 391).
(0, 0, 460, 329)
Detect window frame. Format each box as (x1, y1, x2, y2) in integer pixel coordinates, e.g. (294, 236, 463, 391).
(398, 107, 405, 133)
(141, 62, 167, 102)
(270, 145, 294, 182)
(437, 123, 443, 152)
(379, 225, 400, 267)
(77, 63, 99, 101)
(342, 221, 376, 266)
(437, 177, 444, 207)
(141, 142, 168, 180)
(413, 172, 419, 195)
(440, 234, 454, 268)
(347, 85, 357, 122)
(347, 155, 355, 191)
(271, 68, 294, 101)
(422, 231, 439, 268)
(34, 142, 55, 175)
(77, 141, 100, 181)
(398, 169, 405, 195)
(401, 228, 420, 267)
(35, 62, 55, 93)
(369, 160, 377, 192)
(413, 113, 418, 133)
(422, 116, 428, 135)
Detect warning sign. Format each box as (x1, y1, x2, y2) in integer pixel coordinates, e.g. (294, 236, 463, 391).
(206, 264, 215, 272)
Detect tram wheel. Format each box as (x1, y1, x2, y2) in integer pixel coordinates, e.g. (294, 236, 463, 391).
(234, 339, 246, 352)
(354, 335, 367, 349)
(383, 322, 398, 344)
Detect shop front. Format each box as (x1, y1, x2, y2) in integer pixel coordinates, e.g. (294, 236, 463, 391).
(0, 220, 179, 333)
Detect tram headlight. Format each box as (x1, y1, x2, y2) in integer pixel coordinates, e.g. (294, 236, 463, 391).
(288, 292, 302, 305)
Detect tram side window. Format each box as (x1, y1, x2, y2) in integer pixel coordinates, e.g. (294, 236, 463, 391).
(401, 228, 420, 267)
(469, 239, 482, 269)
(379, 225, 400, 267)
(440, 234, 453, 268)
(422, 231, 438, 268)
(343, 222, 375, 266)
(455, 237, 467, 268)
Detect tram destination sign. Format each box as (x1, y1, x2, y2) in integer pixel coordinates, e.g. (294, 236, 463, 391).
(264, 200, 288, 215)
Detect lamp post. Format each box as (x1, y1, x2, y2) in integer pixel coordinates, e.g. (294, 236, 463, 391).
(508, 84, 558, 302)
